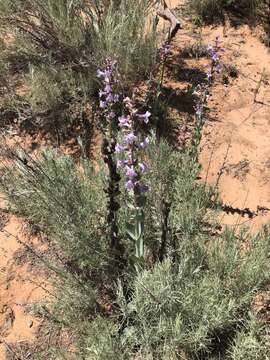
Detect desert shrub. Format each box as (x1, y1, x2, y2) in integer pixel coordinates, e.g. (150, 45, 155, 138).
(0, 149, 108, 270)
(257, 0, 270, 45)
(188, 0, 259, 22)
(83, 227, 269, 359)
(188, 0, 225, 21)
(180, 41, 209, 58)
(0, 0, 157, 129)
(229, 315, 270, 360)
(0, 140, 269, 359)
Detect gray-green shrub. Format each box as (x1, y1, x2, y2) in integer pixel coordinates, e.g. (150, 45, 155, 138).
(0, 141, 269, 359)
(0, 149, 108, 270)
(0, 0, 157, 123)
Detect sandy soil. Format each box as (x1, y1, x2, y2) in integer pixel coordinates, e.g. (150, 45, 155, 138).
(197, 25, 270, 232)
(0, 215, 50, 359)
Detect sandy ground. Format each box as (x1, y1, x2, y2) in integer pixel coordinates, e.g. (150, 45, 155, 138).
(0, 215, 50, 359)
(1, 0, 270, 357)
(197, 25, 270, 232)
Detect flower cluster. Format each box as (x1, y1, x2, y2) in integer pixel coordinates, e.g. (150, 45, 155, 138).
(206, 37, 223, 82)
(159, 41, 171, 59)
(193, 83, 208, 125)
(116, 97, 150, 193)
(97, 59, 150, 194)
(97, 58, 119, 126)
(193, 37, 223, 124)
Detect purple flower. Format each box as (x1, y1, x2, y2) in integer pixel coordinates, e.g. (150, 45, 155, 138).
(97, 69, 111, 82)
(139, 162, 148, 173)
(105, 93, 119, 103)
(99, 90, 106, 98)
(212, 53, 219, 63)
(215, 63, 222, 73)
(118, 115, 131, 128)
(97, 69, 106, 78)
(113, 94, 119, 102)
(125, 166, 137, 178)
(137, 111, 151, 124)
(206, 70, 212, 80)
(115, 143, 125, 153)
(159, 42, 171, 57)
(100, 100, 106, 109)
(106, 93, 114, 103)
(108, 111, 116, 119)
(124, 133, 137, 144)
(104, 84, 112, 93)
(117, 159, 127, 168)
(125, 180, 135, 191)
(139, 137, 150, 149)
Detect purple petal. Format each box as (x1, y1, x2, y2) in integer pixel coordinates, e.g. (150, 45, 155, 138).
(97, 69, 106, 78)
(115, 143, 125, 153)
(104, 84, 112, 93)
(125, 166, 137, 178)
(137, 111, 151, 124)
(139, 162, 148, 173)
(113, 94, 119, 102)
(124, 133, 137, 144)
(99, 90, 106, 98)
(139, 137, 150, 149)
(109, 111, 116, 119)
(118, 115, 131, 128)
(100, 100, 106, 109)
(117, 160, 127, 168)
(125, 180, 135, 191)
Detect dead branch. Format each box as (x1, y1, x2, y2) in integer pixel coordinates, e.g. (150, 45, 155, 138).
(156, 0, 181, 41)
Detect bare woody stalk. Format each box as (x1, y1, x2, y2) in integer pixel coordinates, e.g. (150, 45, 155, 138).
(155, 0, 181, 40)
(101, 138, 121, 249)
(97, 59, 121, 251)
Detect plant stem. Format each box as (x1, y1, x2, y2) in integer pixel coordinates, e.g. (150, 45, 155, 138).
(102, 137, 120, 250)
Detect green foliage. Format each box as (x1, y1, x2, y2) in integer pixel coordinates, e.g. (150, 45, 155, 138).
(188, 0, 259, 22)
(0, 141, 269, 359)
(0, 149, 108, 270)
(257, 0, 270, 46)
(84, 225, 270, 359)
(93, 0, 157, 85)
(229, 315, 270, 360)
(0, 0, 157, 124)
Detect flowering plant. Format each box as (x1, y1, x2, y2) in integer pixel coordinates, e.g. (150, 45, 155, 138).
(98, 59, 151, 266)
(193, 36, 223, 126)
(97, 59, 121, 251)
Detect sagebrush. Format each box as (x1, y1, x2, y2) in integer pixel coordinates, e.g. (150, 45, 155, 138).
(0, 140, 269, 359)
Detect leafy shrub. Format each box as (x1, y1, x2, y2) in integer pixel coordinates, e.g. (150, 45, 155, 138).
(83, 227, 269, 359)
(189, 0, 225, 21)
(0, 141, 269, 359)
(229, 315, 270, 360)
(0, 149, 108, 270)
(0, 0, 157, 126)
(188, 0, 259, 22)
(257, 0, 270, 46)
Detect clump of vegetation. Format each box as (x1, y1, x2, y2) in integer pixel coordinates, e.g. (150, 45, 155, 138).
(188, 0, 259, 22)
(257, 0, 270, 46)
(0, 4, 269, 359)
(0, 137, 269, 359)
(180, 41, 209, 59)
(0, 148, 108, 271)
(0, 0, 157, 135)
